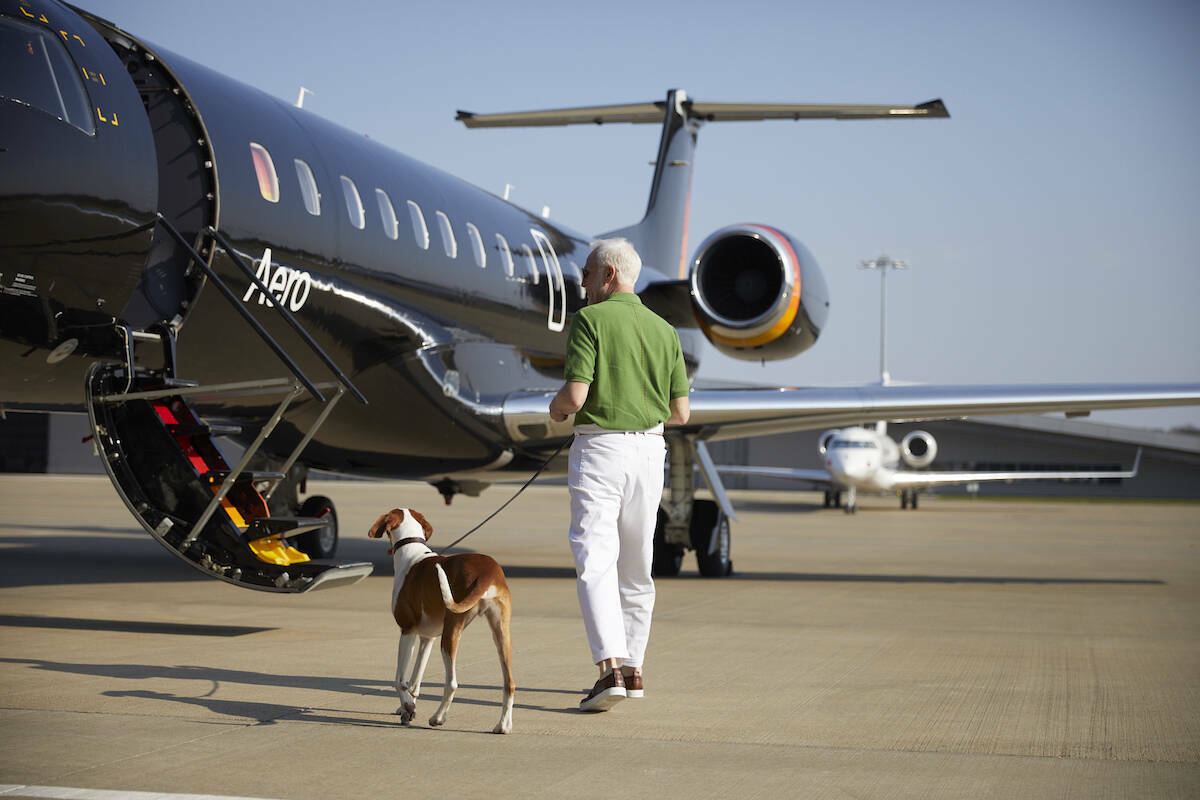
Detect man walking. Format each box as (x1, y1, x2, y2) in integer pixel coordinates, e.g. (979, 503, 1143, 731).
(549, 238, 690, 712)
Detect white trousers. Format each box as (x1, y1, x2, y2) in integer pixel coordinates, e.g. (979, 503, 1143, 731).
(567, 431, 666, 666)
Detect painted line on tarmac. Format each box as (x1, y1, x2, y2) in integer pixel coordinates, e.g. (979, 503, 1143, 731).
(0, 786, 280, 800)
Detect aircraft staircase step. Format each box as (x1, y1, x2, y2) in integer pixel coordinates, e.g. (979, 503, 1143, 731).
(244, 515, 329, 542)
(164, 422, 233, 437)
(200, 469, 286, 487)
(85, 363, 373, 593)
(157, 377, 199, 389)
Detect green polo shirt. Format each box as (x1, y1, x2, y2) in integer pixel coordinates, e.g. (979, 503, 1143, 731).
(563, 292, 689, 431)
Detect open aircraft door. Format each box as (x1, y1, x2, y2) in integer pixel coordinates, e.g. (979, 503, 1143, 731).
(532, 229, 566, 332)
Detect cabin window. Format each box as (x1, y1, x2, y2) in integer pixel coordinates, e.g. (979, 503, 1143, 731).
(495, 234, 514, 277)
(406, 201, 429, 249)
(294, 159, 320, 215)
(375, 188, 398, 240)
(0, 17, 94, 135)
(249, 143, 279, 203)
(465, 223, 486, 268)
(340, 175, 365, 229)
(435, 211, 457, 259)
(520, 244, 539, 284)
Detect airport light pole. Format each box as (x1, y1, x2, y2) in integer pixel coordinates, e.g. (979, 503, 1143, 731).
(859, 254, 908, 385)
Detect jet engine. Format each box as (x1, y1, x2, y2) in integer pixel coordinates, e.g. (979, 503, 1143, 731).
(690, 224, 830, 360)
(818, 429, 839, 455)
(900, 431, 937, 468)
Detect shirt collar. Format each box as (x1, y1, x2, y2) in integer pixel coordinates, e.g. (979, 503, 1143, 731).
(602, 292, 642, 305)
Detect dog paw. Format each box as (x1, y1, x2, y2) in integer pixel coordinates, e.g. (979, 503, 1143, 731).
(429, 714, 445, 727)
(395, 703, 416, 724)
(492, 722, 511, 734)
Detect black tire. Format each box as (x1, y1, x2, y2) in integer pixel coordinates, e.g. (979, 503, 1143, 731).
(823, 491, 832, 508)
(689, 499, 732, 577)
(911, 492, 919, 510)
(900, 491, 909, 509)
(651, 508, 683, 577)
(294, 495, 338, 559)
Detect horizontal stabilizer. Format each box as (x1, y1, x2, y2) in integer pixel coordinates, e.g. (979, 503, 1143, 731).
(456, 98, 949, 128)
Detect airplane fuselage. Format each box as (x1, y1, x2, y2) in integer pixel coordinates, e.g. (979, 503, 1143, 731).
(0, 0, 686, 478)
(823, 427, 904, 492)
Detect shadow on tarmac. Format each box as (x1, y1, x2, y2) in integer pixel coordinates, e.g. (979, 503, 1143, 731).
(1, 530, 1164, 590)
(723, 571, 1165, 584)
(0, 614, 274, 636)
(2, 656, 583, 721)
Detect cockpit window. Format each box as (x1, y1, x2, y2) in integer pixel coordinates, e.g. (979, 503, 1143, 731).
(0, 16, 94, 134)
(830, 440, 878, 449)
(249, 143, 279, 203)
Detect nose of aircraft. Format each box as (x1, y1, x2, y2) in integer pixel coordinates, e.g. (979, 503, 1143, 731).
(827, 450, 870, 482)
(0, 1, 159, 400)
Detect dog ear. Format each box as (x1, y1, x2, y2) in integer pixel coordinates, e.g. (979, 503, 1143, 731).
(367, 508, 404, 538)
(409, 509, 434, 541)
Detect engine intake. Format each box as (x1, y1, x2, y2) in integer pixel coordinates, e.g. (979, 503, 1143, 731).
(690, 224, 829, 360)
(900, 431, 937, 468)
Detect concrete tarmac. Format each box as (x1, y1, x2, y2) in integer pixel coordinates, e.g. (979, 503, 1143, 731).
(0, 475, 1197, 799)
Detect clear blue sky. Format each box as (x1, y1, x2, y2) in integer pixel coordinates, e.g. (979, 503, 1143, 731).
(82, 0, 1200, 430)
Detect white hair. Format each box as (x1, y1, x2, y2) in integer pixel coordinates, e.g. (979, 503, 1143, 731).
(590, 238, 642, 285)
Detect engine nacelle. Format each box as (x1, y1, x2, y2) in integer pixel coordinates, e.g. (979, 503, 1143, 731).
(818, 429, 839, 456)
(900, 431, 937, 468)
(690, 224, 830, 360)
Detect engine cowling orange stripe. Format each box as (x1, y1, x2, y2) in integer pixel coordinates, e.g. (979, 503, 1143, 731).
(705, 225, 802, 348)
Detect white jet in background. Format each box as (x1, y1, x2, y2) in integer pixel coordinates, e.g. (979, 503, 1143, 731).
(717, 423, 1141, 513)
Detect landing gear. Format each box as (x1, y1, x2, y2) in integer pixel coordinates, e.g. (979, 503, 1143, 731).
(651, 508, 683, 577)
(253, 456, 338, 559)
(899, 490, 920, 510)
(824, 490, 843, 509)
(652, 433, 735, 578)
(690, 499, 732, 577)
(843, 486, 857, 514)
(295, 495, 338, 559)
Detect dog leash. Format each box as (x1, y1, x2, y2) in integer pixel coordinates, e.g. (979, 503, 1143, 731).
(438, 434, 575, 555)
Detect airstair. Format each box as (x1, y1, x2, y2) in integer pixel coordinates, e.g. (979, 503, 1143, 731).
(85, 218, 372, 592)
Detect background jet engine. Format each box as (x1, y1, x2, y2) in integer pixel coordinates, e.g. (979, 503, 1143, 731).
(900, 430, 938, 468)
(818, 429, 839, 455)
(689, 224, 830, 360)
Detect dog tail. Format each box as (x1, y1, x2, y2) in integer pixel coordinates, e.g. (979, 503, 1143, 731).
(436, 563, 493, 613)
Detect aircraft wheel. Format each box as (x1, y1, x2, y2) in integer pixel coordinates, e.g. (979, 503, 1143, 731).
(823, 491, 832, 508)
(294, 495, 338, 559)
(690, 499, 732, 577)
(651, 508, 683, 577)
(833, 491, 842, 508)
(911, 492, 919, 510)
(900, 491, 909, 509)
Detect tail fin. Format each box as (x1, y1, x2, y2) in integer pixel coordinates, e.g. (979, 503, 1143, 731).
(458, 94, 948, 279)
(436, 563, 491, 613)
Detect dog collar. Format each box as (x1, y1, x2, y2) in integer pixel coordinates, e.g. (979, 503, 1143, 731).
(393, 537, 429, 549)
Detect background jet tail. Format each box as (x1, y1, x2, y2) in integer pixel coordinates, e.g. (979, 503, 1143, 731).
(457, 94, 948, 279)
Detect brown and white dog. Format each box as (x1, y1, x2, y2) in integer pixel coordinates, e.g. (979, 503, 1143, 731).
(367, 507, 515, 734)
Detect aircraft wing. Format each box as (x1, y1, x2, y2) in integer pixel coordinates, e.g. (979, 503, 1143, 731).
(680, 383, 1200, 442)
(713, 465, 833, 489)
(889, 449, 1142, 489)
